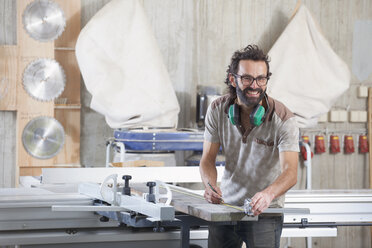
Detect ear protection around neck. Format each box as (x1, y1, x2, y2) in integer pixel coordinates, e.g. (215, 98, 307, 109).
(228, 103, 240, 125)
(228, 93, 270, 127)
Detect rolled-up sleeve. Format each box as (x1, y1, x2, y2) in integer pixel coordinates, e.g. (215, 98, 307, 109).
(204, 104, 220, 143)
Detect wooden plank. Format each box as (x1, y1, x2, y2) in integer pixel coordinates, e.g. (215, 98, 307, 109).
(131, 183, 247, 222)
(17, 0, 54, 58)
(53, 0, 81, 167)
(111, 160, 164, 167)
(54, 0, 81, 49)
(13, 0, 82, 175)
(54, 50, 81, 104)
(16, 0, 55, 173)
(54, 108, 80, 165)
(54, 0, 81, 105)
(53, 50, 81, 166)
(167, 187, 246, 222)
(19, 167, 42, 177)
(0, 46, 17, 110)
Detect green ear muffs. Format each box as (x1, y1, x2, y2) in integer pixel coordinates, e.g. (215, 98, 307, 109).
(249, 104, 265, 126)
(228, 104, 240, 125)
(228, 93, 270, 127)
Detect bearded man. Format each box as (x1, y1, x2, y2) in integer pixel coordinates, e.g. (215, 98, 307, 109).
(199, 45, 299, 248)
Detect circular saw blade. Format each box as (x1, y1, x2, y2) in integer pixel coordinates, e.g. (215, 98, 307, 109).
(22, 0, 66, 42)
(23, 58, 66, 102)
(22, 116, 65, 159)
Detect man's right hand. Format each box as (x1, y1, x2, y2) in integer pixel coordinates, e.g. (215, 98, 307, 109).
(204, 185, 223, 204)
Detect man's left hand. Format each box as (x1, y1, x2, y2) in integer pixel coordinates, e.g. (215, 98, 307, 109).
(251, 191, 275, 216)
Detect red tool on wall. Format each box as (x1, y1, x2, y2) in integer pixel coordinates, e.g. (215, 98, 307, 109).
(330, 135, 341, 154)
(300, 136, 313, 160)
(315, 135, 326, 154)
(344, 135, 355, 154)
(359, 135, 368, 153)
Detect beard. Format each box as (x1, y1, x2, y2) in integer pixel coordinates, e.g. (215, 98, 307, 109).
(236, 86, 264, 107)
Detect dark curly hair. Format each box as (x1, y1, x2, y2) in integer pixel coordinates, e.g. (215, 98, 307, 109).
(224, 45, 271, 107)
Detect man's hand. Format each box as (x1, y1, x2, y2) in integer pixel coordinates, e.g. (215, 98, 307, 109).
(251, 191, 275, 216)
(204, 185, 223, 204)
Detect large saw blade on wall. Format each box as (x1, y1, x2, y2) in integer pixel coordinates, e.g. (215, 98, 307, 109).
(22, 116, 65, 160)
(22, 0, 66, 42)
(23, 58, 66, 102)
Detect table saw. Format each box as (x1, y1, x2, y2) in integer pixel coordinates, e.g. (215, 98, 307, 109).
(1, 167, 372, 247)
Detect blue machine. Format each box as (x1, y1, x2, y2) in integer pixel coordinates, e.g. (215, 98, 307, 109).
(112, 129, 225, 167)
(113, 129, 204, 152)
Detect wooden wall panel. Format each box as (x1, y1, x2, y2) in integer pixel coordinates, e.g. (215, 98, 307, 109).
(53, 0, 81, 167)
(54, 0, 81, 49)
(0, 46, 17, 110)
(16, 0, 55, 176)
(54, 50, 81, 104)
(54, 108, 80, 165)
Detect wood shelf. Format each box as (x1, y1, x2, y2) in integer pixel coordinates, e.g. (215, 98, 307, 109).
(54, 104, 81, 109)
(54, 47, 75, 51)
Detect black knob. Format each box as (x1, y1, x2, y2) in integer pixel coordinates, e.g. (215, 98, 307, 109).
(122, 175, 132, 187)
(122, 175, 132, 196)
(146, 181, 156, 194)
(99, 216, 109, 222)
(146, 181, 156, 203)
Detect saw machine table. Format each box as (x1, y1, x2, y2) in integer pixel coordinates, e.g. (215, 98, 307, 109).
(0, 183, 307, 248)
(72, 182, 308, 248)
(2, 178, 372, 248)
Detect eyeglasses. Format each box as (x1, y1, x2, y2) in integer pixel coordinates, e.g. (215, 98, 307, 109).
(232, 73, 269, 87)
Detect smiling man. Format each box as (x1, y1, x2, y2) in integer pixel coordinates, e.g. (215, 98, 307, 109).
(199, 45, 299, 248)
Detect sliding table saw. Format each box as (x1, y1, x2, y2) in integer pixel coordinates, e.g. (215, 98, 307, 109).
(1, 167, 372, 247)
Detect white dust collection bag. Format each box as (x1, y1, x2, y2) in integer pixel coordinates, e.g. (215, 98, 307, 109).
(76, 0, 180, 128)
(267, 6, 350, 128)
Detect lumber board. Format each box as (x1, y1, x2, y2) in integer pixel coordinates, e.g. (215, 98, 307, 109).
(54, 108, 80, 165)
(16, 0, 55, 172)
(169, 187, 247, 222)
(111, 160, 164, 167)
(54, 50, 81, 104)
(54, 0, 81, 105)
(12, 0, 82, 177)
(0, 46, 17, 110)
(54, 0, 81, 49)
(131, 184, 251, 222)
(131, 184, 308, 222)
(53, 0, 81, 167)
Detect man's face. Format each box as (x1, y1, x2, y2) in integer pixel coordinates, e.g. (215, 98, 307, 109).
(230, 60, 268, 107)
